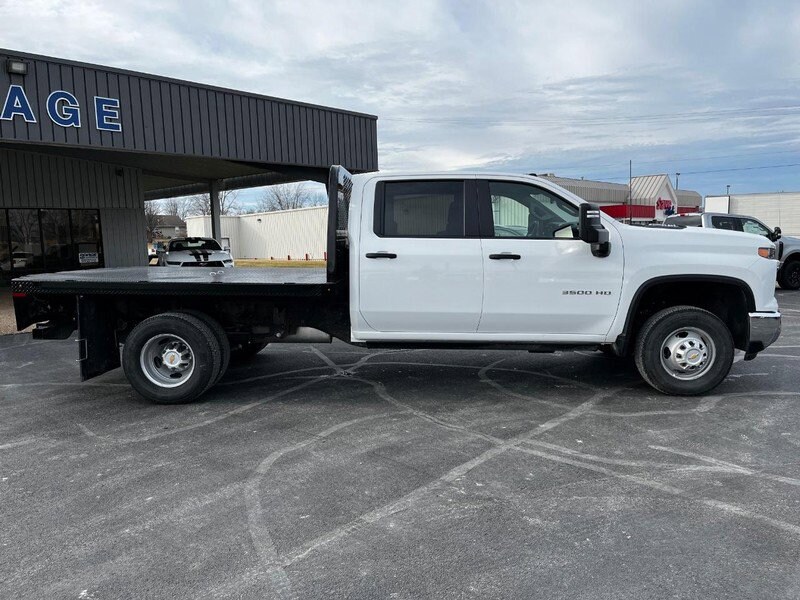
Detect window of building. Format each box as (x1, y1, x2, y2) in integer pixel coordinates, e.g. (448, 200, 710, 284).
(41, 209, 72, 270)
(0, 208, 103, 274)
(71, 209, 102, 267)
(488, 182, 579, 239)
(8, 209, 43, 270)
(0, 211, 9, 276)
(376, 181, 465, 237)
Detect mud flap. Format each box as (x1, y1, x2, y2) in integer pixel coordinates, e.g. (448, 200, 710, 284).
(77, 295, 120, 381)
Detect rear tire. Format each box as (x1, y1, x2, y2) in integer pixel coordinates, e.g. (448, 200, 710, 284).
(778, 260, 800, 290)
(180, 311, 230, 385)
(122, 312, 222, 404)
(634, 306, 734, 396)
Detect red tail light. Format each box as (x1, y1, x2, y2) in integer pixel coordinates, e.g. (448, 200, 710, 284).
(12, 292, 27, 299)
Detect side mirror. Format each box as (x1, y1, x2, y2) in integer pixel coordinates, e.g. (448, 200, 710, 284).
(579, 203, 610, 257)
(223, 246, 231, 252)
(773, 227, 782, 241)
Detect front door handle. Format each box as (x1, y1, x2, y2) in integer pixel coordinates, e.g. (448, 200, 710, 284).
(366, 252, 397, 259)
(489, 253, 521, 260)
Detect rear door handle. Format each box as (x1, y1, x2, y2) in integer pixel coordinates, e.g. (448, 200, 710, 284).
(366, 252, 397, 259)
(489, 253, 521, 260)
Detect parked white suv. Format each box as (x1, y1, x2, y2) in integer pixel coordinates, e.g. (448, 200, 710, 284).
(158, 237, 234, 268)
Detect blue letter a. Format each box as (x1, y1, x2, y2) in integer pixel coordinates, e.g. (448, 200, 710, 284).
(1, 85, 36, 122)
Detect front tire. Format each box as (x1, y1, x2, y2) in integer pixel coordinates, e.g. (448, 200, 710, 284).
(634, 306, 734, 395)
(778, 260, 800, 290)
(122, 312, 222, 404)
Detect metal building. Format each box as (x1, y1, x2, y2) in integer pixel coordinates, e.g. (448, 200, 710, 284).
(541, 174, 701, 222)
(186, 206, 328, 260)
(0, 49, 377, 278)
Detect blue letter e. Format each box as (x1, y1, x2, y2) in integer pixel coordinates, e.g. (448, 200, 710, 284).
(94, 96, 122, 132)
(1, 85, 36, 122)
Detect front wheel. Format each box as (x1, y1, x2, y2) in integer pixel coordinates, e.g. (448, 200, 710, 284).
(634, 306, 734, 395)
(778, 260, 800, 290)
(122, 312, 222, 404)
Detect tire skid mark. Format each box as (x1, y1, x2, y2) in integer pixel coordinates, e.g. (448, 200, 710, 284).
(514, 445, 800, 537)
(347, 376, 503, 445)
(245, 412, 400, 600)
(651, 445, 800, 487)
(0, 382, 130, 388)
(0, 438, 38, 450)
(77, 376, 327, 444)
(279, 384, 620, 568)
(523, 439, 732, 471)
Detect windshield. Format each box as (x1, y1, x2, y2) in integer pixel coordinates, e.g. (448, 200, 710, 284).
(169, 238, 222, 252)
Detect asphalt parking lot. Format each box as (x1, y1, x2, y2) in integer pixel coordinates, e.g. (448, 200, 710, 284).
(2, 291, 799, 599)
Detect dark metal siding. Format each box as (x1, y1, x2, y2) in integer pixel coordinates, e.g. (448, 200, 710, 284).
(0, 148, 142, 209)
(0, 49, 378, 171)
(100, 208, 148, 267)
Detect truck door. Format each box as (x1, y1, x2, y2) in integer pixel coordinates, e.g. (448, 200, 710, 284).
(358, 178, 484, 334)
(477, 179, 624, 338)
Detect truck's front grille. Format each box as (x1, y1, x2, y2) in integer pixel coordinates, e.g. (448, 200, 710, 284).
(183, 261, 225, 267)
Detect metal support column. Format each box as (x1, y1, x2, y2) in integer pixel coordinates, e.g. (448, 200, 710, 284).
(209, 180, 222, 241)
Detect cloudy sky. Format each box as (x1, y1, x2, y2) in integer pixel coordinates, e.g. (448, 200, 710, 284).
(3, 0, 800, 199)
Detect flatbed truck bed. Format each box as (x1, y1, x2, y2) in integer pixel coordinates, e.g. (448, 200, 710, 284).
(12, 266, 339, 297)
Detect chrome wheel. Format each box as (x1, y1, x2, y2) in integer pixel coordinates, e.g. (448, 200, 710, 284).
(659, 326, 716, 380)
(140, 334, 195, 388)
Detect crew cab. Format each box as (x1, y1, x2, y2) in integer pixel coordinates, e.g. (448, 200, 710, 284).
(665, 212, 800, 290)
(12, 167, 781, 404)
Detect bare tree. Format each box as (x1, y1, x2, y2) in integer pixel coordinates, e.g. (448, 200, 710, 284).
(161, 197, 190, 221)
(255, 182, 322, 212)
(144, 200, 162, 243)
(187, 190, 241, 216)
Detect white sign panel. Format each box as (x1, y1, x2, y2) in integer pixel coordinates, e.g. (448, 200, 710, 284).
(78, 252, 99, 265)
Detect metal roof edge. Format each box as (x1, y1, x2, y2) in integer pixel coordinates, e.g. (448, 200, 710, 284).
(0, 47, 378, 121)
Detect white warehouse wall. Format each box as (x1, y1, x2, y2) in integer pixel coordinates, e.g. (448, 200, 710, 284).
(186, 206, 328, 260)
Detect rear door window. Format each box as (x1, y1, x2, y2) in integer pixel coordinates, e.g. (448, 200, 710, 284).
(375, 181, 470, 238)
(710, 216, 742, 231)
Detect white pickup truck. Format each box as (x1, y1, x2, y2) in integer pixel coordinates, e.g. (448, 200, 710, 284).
(12, 166, 781, 403)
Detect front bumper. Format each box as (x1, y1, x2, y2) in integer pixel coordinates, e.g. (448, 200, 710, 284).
(745, 311, 781, 358)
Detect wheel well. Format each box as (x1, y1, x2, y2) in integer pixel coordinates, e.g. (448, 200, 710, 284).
(781, 252, 800, 266)
(619, 278, 752, 354)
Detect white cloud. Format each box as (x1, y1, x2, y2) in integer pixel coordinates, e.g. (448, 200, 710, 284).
(3, 0, 800, 195)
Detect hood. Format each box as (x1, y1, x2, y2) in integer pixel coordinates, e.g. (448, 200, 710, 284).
(167, 249, 232, 262)
(609, 220, 774, 255)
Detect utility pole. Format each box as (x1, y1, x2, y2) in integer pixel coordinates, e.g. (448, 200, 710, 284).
(628, 160, 633, 224)
(726, 184, 731, 196)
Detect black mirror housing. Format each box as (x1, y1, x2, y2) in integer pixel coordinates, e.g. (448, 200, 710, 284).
(579, 203, 610, 257)
(773, 226, 782, 241)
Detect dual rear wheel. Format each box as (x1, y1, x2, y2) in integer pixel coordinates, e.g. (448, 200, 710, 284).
(122, 312, 266, 404)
